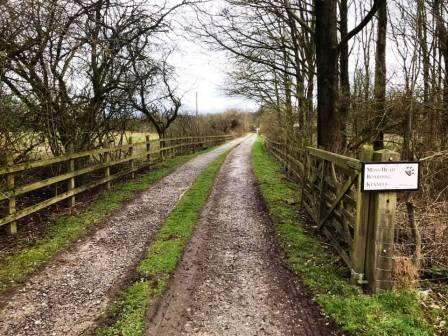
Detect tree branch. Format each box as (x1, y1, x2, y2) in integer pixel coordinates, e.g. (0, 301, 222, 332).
(337, 0, 386, 52)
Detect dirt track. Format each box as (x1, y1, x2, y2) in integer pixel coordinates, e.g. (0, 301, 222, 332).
(146, 135, 338, 336)
(0, 138, 243, 336)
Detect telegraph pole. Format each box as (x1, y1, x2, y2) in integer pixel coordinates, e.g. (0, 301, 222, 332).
(195, 91, 199, 135)
(195, 91, 198, 116)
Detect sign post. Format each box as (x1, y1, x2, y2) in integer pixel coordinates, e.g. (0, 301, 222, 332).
(363, 149, 414, 293)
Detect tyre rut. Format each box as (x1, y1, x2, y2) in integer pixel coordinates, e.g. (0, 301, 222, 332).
(146, 134, 338, 336)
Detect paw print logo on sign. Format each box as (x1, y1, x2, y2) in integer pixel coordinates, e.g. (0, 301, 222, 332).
(405, 166, 415, 177)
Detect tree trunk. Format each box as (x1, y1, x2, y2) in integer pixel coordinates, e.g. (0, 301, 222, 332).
(417, 0, 430, 112)
(417, 0, 432, 146)
(434, 0, 448, 146)
(403, 90, 414, 160)
(315, 0, 341, 152)
(339, 0, 350, 149)
(282, 46, 294, 159)
(273, 69, 284, 143)
(373, 0, 387, 150)
(405, 194, 421, 271)
(284, 0, 306, 131)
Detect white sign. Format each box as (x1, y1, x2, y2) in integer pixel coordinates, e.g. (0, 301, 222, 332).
(362, 162, 420, 192)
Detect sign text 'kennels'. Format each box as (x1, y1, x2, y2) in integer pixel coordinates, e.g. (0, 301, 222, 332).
(362, 162, 420, 192)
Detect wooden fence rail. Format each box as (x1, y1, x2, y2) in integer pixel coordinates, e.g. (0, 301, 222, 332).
(264, 139, 306, 181)
(0, 135, 233, 234)
(265, 137, 399, 293)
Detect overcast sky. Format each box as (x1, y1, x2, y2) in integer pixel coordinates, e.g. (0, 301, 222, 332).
(169, 38, 259, 115)
(165, 3, 259, 115)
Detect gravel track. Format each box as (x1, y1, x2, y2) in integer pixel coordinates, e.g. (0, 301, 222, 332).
(0, 138, 243, 336)
(146, 135, 338, 336)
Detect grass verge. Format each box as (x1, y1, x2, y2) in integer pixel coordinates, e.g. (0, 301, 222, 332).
(0, 148, 220, 294)
(251, 137, 437, 336)
(96, 149, 230, 336)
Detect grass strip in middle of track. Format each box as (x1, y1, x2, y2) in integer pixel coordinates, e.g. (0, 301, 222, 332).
(96, 149, 231, 336)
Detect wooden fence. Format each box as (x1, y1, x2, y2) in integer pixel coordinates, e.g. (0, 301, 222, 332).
(0, 135, 233, 235)
(264, 139, 306, 181)
(265, 138, 399, 293)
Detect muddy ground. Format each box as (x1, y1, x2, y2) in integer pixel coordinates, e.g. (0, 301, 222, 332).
(146, 135, 338, 336)
(0, 138, 243, 336)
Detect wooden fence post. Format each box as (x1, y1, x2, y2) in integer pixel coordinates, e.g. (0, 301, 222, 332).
(173, 138, 177, 157)
(67, 144, 76, 207)
(129, 137, 135, 179)
(6, 154, 17, 234)
(146, 135, 151, 168)
(351, 144, 373, 284)
(105, 142, 111, 191)
(365, 149, 400, 293)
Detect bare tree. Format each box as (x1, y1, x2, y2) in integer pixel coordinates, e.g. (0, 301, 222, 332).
(128, 55, 181, 138)
(0, 0, 196, 154)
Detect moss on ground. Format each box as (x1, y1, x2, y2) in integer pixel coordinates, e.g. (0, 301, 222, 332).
(251, 137, 436, 336)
